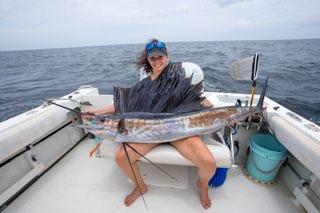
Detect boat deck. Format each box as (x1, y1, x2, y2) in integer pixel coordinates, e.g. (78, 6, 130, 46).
(3, 137, 303, 213)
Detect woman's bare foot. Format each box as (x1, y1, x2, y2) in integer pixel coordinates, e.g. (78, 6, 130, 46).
(197, 180, 212, 209)
(124, 184, 148, 206)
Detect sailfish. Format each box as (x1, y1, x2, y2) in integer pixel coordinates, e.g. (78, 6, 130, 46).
(78, 78, 268, 143)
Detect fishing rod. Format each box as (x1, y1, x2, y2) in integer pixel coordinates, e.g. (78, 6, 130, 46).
(249, 54, 259, 108)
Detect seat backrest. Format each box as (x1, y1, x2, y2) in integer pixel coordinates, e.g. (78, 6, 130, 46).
(140, 62, 204, 86)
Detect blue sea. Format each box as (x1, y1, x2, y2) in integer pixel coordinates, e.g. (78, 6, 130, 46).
(0, 39, 319, 124)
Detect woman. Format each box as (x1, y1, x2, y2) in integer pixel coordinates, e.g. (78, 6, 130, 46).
(84, 39, 216, 209)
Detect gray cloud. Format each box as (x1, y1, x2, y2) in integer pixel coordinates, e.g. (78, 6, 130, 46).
(0, 0, 319, 51)
(214, 0, 254, 7)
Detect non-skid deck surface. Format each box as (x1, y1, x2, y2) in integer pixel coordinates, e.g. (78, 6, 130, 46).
(3, 138, 303, 213)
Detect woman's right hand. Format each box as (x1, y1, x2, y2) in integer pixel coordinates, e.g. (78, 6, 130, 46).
(83, 111, 96, 120)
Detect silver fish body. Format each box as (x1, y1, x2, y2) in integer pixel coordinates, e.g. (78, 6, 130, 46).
(79, 105, 261, 143)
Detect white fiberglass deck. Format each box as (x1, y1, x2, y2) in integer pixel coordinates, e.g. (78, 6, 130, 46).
(3, 137, 302, 213)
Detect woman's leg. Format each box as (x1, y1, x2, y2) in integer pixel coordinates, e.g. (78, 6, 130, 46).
(171, 136, 216, 209)
(115, 142, 158, 206)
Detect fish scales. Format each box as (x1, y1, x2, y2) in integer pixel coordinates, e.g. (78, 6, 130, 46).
(111, 107, 238, 143)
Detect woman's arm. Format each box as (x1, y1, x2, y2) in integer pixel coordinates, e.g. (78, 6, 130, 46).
(83, 104, 115, 120)
(90, 104, 115, 115)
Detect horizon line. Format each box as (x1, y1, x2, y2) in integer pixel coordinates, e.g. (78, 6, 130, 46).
(1, 37, 319, 53)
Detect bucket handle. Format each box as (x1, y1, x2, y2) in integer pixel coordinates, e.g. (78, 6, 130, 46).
(250, 149, 287, 174)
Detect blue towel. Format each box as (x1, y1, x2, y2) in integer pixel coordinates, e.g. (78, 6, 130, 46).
(208, 168, 228, 187)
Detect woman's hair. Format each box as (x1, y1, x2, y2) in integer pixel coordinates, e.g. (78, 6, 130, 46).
(136, 38, 162, 74)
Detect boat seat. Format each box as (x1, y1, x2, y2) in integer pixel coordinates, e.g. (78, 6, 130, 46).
(99, 134, 232, 168)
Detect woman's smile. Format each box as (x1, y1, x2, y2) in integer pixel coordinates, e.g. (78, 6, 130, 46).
(148, 55, 169, 73)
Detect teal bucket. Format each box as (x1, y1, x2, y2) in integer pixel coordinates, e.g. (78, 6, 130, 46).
(247, 134, 288, 183)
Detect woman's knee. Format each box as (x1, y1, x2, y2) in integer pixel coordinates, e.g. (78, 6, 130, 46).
(190, 137, 216, 170)
(201, 154, 217, 172)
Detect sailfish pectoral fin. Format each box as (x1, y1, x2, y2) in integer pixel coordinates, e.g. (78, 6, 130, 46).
(118, 118, 128, 134)
(211, 118, 226, 132)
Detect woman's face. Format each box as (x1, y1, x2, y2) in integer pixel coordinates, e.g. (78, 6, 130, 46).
(148, 55, 169, 73)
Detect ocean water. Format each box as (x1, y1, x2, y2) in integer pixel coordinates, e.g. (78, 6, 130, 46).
(0, 39, 319, 124)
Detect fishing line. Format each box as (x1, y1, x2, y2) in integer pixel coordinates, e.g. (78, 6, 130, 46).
(125, 143, 179, 182)
(123, 143, 148, 210)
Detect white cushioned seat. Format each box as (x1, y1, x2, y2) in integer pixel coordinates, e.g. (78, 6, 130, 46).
(99, 135, 231, 168)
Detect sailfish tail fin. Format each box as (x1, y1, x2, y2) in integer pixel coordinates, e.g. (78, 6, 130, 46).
(256, 77, 269, 109)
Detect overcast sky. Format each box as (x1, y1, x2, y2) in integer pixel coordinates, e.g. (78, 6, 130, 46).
(0, 0, 319, 51)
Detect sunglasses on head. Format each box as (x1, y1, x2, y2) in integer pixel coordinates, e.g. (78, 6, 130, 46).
(146, 41, 166, 51)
